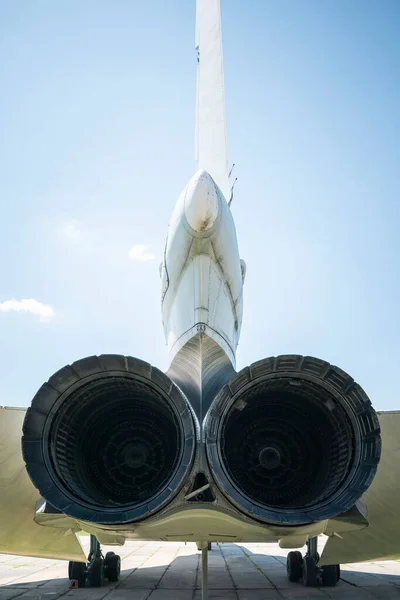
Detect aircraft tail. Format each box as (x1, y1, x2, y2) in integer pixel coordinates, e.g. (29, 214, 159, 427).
(195, 0, 230, 201)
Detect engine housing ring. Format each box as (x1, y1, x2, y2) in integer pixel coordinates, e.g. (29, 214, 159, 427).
(205, 355, 381, 525)
(22, 354, 196, 524)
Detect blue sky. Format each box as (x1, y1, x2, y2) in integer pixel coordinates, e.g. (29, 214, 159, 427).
(0, 0, 399, 409)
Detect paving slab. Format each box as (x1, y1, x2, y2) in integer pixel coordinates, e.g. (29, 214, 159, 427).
(193, 592, 238, 600)
(107, 592, 151, 600)
(149, 591, 194, 600)
(1, 541, 400, 600)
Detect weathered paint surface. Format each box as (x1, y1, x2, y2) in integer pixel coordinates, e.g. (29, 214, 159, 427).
(0, 407, 85, 562)
(161, 169, 244, 367)
(321, 411, 400, 565)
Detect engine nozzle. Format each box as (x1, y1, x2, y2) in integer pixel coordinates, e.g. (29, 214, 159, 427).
(22, 355, 196, 524)
(205, 355, 381, 525)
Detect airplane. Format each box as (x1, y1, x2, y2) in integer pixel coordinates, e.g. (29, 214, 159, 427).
(1, 0, 399, 598)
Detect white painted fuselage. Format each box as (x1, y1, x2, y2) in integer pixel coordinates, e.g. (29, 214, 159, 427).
(159, 0, 245, 368)
(161, 169, 245, 368)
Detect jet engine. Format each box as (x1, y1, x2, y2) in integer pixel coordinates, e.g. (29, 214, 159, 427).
(22, 354, 196, 524)
(205, 355, 381, 525)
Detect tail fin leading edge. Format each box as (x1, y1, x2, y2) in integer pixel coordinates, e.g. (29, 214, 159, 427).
(195, 0, 230, 201)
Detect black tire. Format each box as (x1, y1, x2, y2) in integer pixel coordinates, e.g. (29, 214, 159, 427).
(302, 556, 317, 587)
(69, 561, 86, 586)
(105, 554, 121, 582)
(336, 564, 341, 581)
(286, 551, 302, 582)
(321, 564, 338, 587)
(208, 542, 212, 550)
(87, 558, 104, 587)
(104, 551, 115, 563)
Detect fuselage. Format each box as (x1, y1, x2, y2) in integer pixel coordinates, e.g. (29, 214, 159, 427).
(161, 169, 245, 369)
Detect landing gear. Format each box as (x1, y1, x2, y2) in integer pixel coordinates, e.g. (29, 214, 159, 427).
(68, 535, 121, 588)
(321, 564, 338, 586)
(196, 542, 212, 551)
(87, 557, 104, 587)
(286, 551, 302, 582)
(68, 561, 86, 587)
(286, 537, 340, 588)
(302, 555, 317, 587)
(201, 544, 208, 600)
(104, 551, 121, 582)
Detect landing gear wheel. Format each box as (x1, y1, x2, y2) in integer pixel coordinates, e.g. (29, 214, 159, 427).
(68, 561, 86, 586)
(286, 551, 302, 582)
(87, 557, 104, 587)
(302, 556, 317, 587)
(105, 553, 121, 582)
(321, 564, 338, 587)
(208, 542, 212, 550)
(336, 564, 341, 581)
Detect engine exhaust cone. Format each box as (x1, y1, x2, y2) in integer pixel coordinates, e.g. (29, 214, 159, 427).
(22, 355, 196, 524)
(205, 355, 381, 525)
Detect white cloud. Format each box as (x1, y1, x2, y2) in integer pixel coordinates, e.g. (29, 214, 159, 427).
(60, 219, 85, 242)
(128, 244, 155, 262)
(0, 299, 55, 320)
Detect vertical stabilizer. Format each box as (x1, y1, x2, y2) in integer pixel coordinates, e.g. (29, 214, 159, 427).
(195, 0, 230, 201)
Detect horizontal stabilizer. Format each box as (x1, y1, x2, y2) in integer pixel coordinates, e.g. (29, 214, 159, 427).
(321, 411, 400, 564)
(0, 406, 85, 561)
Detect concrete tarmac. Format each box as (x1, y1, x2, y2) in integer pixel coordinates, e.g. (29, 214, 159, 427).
(1, 540, 400, 600)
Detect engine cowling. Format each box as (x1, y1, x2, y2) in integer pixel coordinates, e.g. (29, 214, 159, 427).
(22, 354, 196, 524)
(205, 355, 381, 525)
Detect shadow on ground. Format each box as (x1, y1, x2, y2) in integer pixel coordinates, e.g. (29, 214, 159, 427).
(1, 543, 400, 600)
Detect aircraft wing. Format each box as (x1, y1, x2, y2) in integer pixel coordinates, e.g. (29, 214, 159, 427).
(0, 406, 86, 562)
(321, 411, 400, 564)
